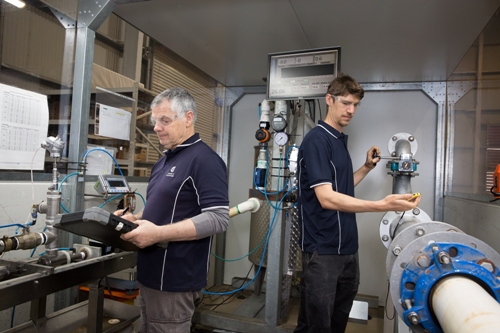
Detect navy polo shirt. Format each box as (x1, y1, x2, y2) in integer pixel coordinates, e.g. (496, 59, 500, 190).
(138, 133, 229, 292)
(298, 120, 358, 255)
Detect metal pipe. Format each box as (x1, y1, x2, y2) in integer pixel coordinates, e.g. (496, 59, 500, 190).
(394, 139, 412, 156)
(393, 174, 412, 194)
(392, 137, 413, 194)
(0, 231, 54, 254)
(44, 189, 62, 256)
(431, 275, 500, 333)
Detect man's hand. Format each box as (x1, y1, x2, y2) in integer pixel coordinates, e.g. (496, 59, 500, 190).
(120, 219, 161, 248)
(382, 193, 421, 212)
(365, 146, 381, 169)
(113, 209, 139, 222)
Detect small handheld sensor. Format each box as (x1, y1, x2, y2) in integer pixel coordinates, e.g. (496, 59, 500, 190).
(407, 192, 421, 202)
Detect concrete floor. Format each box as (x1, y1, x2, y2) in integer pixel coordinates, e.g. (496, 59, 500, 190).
(193, 287, 385, 333)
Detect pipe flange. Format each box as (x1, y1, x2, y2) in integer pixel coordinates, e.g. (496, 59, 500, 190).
(385, 221, 463, 276)
(389, 232, 500, 325)
(379, 209, 433, 250)
(400, 241, 500, 332)
(387, 132, 418, 156)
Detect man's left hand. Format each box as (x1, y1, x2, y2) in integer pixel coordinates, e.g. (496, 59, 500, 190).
(120, 219, 161, 248)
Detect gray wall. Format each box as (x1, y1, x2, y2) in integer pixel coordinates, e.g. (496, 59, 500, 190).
(347, 90, 437, 303)
(225, 89, 438, 305)
(443, 197, 500, 254)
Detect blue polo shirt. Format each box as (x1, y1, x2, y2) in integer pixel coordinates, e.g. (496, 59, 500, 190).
(298, 120, 358, 255)
(138, 133, 229, 292)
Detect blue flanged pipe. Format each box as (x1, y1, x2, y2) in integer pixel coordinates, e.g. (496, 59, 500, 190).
(400, 242, 500, 332)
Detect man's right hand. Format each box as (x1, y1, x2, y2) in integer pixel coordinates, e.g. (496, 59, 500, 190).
(113, 209, 138, 222)
(382, 193, 421, 212)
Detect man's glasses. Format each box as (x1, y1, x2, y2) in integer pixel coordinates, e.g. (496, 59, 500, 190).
(330, 94, 361, 108)
(150, 114, 177, 127)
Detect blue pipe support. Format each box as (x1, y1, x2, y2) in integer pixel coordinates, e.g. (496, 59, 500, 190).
(399, 242, 500, 332)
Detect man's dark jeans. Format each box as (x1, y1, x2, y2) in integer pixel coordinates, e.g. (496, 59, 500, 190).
(294, 251, 360, 333)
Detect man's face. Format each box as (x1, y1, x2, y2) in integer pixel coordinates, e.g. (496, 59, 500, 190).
(325, 93, 361, 131)
(151, 100, 192, 150)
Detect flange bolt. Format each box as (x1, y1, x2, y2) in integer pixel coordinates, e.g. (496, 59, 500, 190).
(408, 312, 419, 325)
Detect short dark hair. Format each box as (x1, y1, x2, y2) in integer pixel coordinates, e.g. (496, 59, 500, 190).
(327, 73, 364, 100)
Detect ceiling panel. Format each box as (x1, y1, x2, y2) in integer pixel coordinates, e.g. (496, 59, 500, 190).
(113, 0, 500, 87)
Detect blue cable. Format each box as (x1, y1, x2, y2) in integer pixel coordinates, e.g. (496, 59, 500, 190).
(58, 172, 79, 213)
(201, 186, 295, 295)
(263, 150, 287, 210)
(99, 194, 124, 208)
(212, 151, 284, 263)
(58, 168, 147, 212)
(135, 192, 147, 207)
(253, 147, 289, 210)
(0, 224, 27, 229)
(58, 172, 80, 192)
(211, 235, 265, 262)
(213, 144, 297, 265)
(253, 171, 289, 196)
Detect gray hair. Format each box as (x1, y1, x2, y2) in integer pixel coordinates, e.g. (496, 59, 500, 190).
(151, 87, 197, 123)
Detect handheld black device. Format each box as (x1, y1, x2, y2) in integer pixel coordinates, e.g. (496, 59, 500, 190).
(54, 207, 139, 251)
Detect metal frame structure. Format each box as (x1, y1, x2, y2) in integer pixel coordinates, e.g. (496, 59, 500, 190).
(0, 3, 140, 333)
(0, 252, 138, 333)
(203, 81, 473, 331)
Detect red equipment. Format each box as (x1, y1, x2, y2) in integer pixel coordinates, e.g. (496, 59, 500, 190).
(491, 164, 500, 202)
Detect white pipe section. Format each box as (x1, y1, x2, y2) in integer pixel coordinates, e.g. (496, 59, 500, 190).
(229, 198, 261, 218)
(303, 113, 316, 130)
(431, 275, 500, 333)
(260, 99, 271, 123)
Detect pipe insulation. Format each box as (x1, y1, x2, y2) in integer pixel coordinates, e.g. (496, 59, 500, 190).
(431, 275, 500, 333)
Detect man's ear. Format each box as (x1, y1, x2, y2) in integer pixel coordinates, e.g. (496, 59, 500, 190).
(185, 110, 194, 126)
(326, 93, 335, 106)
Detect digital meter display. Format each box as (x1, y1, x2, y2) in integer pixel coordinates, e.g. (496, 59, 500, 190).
(267, 47, 341, 100)
(107, 179, 127, 188)
(95, 175, 131, 197)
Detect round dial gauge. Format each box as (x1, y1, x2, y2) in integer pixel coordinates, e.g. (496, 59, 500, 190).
(274, 132, 289, 146)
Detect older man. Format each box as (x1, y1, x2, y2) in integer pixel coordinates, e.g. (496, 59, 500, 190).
(117, 87, 229, 333)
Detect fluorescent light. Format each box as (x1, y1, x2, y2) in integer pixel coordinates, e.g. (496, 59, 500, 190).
(4, 0, 26, 8)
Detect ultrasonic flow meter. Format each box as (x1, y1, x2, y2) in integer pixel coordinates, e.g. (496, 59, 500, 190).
(95, 175, 131, 198)
(267, 47, 341, 100)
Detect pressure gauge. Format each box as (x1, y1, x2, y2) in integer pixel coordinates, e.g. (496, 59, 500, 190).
(274, 132, 289, 146)
(398, 153, 414, 172)
(401, 161, 411, 170)
(271, 115, 287, 132)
